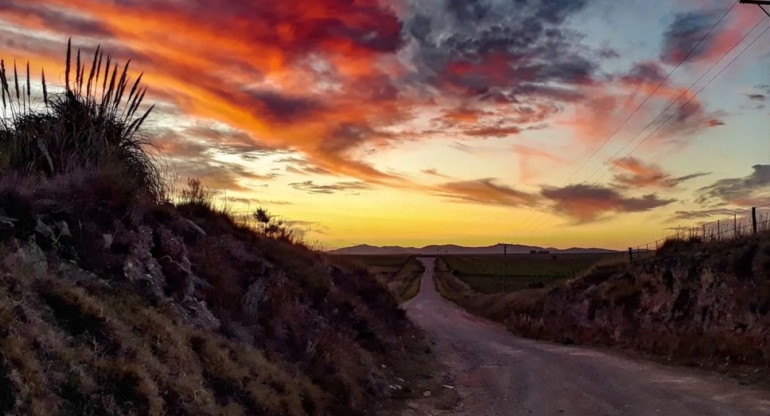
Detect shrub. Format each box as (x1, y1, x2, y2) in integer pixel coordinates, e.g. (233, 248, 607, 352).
(179, 177, 213, 207)
(0, 40, 162, 200)
(253, 207, 292, 240)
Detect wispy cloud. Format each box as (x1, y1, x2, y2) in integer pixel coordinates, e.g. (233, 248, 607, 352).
(669, 208, 742, 221)
(422, 168, 450, 178)
(612, 157, 709, 189)
(541, 184, 675, 223)
(435, 178, 537, 207)
(289, 180, 371, 194)
(697, 165, 770, 207)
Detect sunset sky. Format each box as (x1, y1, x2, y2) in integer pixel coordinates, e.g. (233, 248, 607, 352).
(1, 0, 768, 249)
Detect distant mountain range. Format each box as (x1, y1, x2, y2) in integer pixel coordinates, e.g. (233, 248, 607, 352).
(327, 243, 618, 255)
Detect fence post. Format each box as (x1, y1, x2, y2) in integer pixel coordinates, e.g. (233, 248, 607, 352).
(502, 243, 507, 292)
(717, 220, 720, 241)
(702, 223, 706, 239)
(628, 247, 633, 263)
(753, 207, 758, 234)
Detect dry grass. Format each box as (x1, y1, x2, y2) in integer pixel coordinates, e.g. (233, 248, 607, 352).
(0, 271, 323, 416)
(434, 233, 770, 379)
(0, 42, 425, 415)
(439, 252, 622, 294)
(0, 40, 162, 200)
(333, 255, 424, 303)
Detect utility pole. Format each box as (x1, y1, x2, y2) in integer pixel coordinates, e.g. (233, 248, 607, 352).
(502, 243, 507, 292)
(739, 1, 770, 17)
(753, 207, 758, 234)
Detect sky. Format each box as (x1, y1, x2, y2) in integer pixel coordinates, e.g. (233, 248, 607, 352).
(1, 0, 769, 249)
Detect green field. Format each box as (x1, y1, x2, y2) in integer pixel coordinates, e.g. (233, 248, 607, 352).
(439, 252, 622, 294)
(333, 255, 424, 302)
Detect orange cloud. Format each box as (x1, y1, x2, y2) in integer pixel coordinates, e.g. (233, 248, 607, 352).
(0, 0, 408, 186)
(612, 157, 709, 189)
(435, 179, 537, 207)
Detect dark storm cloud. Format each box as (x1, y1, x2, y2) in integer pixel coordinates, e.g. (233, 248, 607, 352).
(660, 9, 721, 64)
(697, 165, 770, 207)
(446, 0, 490, 22)
(541, 184, 675, 222)
(404, 0, 596, 101)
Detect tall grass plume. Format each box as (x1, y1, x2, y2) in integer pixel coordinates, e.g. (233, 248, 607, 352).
(0, 39, 161, 200)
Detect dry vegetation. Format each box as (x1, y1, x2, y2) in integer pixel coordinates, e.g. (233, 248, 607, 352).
(0, 43, 430, 415)
(333, 255, 424, 303)
(434, 233, 770, 383)
(439, 253, 621, 293)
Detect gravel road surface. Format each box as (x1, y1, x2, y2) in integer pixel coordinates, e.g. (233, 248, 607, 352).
(402, 257, 770, 416)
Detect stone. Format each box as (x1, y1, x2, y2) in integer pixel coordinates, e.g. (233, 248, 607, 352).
(4, 239, 48, 277)
(34, 218, 56, 241)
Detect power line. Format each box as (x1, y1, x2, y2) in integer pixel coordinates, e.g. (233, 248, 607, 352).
(517, 6, 769, 237)
(588, 22, 770, 187)
(581, 15, 770, 188)
(523, 20, 769, 237)
(512, 1, 739, 236)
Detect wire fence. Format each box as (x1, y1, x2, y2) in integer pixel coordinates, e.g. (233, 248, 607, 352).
(627, 204, 770, 262)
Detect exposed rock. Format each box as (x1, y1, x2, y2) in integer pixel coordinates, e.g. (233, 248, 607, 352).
(118, 225, 166, 301)
(155, 226, 198, 298)
(34, 217, 56, 241)
(3, 239, 47, 277)
(0, 215, 17, 229)
(58, 261, 97, 282)
(102, 233, 113, 249)
(172, 297, 220, 331)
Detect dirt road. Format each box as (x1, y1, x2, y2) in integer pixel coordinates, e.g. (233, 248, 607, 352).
(402, 258, 770, 416)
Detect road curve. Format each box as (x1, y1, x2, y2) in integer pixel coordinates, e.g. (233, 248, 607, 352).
(402, 257, 770, 416)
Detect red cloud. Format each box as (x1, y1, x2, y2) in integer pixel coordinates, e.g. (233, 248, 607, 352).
(612, 157, 710, 189)
(0, 0, 408, 186)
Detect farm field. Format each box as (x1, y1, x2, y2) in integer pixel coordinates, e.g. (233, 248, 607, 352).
(438, 252, 623, 294)
(334, 255, 425, 302)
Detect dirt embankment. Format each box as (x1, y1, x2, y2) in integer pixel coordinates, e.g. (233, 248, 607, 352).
(0, 176, 428, 416)
(435, 235, 770, 381)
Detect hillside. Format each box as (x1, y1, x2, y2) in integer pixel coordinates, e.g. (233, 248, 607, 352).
(329, 243, 617, 256)
(435, 234, 770, 382)
(0, 46, 429, 415)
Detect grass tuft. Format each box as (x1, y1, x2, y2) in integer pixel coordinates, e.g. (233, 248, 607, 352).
(0, 40, 162, 201)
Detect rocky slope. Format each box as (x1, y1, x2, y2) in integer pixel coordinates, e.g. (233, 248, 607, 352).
(0, 172, 422, 415)
(436, 235, 770, 377)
